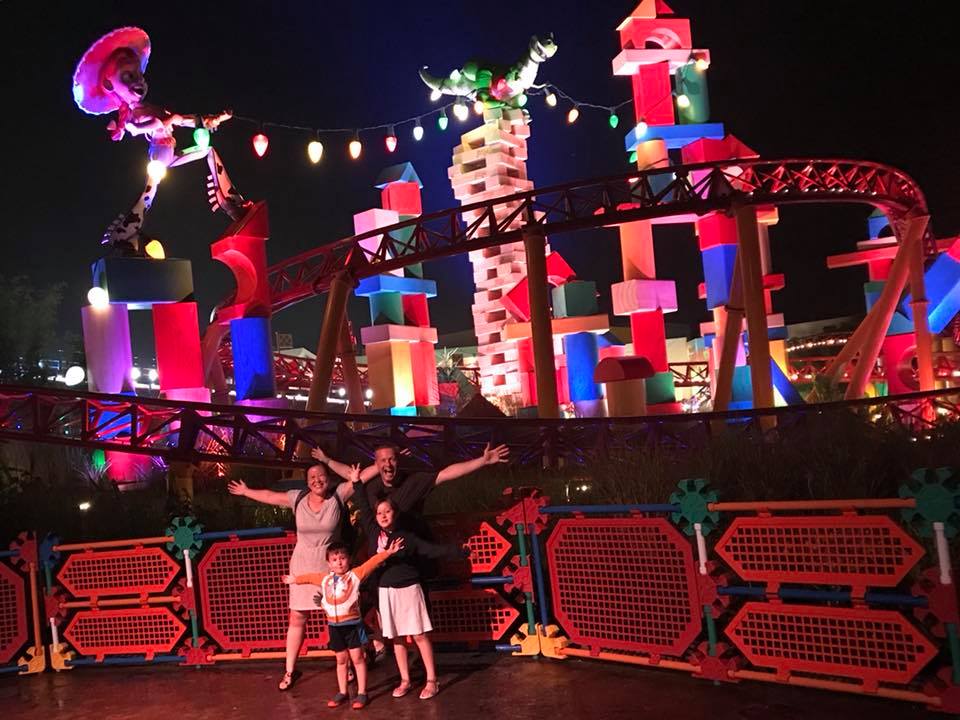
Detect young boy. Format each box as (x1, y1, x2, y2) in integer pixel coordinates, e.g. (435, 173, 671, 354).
(283, 536, 404, 709)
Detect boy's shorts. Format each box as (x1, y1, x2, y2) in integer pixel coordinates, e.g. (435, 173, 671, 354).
(328, 621, 368, 652)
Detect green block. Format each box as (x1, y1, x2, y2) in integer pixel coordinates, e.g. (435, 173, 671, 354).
(644, 371, 676, 405)
(405, 263, 424, 279)
(369, 292, 404, 325)
(676, 63, 710, 125)
(552, 281, 598, 318)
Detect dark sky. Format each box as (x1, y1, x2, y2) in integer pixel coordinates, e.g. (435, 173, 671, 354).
(2, 1, 958, 358)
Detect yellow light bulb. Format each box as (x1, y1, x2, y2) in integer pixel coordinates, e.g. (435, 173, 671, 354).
(87, 287, 110, 309)
(349, 138, 362, 159)
(473, 100, 485, 115)
(307, 140, 324, 164)
(694, 58, 710, 72)
(567, 106, 580, 124)
(144, 239, 165, 259)
(545, 92, 558, 107)
(676, 94, 691, 109)
(453, 102, 469, 121)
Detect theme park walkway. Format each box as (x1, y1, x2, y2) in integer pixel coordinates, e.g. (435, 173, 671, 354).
(2, 652, 930, 720)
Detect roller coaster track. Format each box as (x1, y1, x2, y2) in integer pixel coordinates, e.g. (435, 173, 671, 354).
(256, 157, 930, 315)
(1, 384, 956, 471)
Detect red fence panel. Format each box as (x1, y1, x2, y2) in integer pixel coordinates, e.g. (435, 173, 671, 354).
(714, 515, 924, 589)
(725, 601, 937, 687)
(0, 559, 27, 665)
(57, 548, 181, 598)
(197, 535, 327, 653)
(63, 608, 185, 659)
(429, 588, 520, 645)
(546, 517, 701, 657)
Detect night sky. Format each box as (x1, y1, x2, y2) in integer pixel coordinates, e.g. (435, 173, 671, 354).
(2, 1, 958, 359)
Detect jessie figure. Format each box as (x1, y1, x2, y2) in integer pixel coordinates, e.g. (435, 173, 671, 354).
(72, 27, 249, 253)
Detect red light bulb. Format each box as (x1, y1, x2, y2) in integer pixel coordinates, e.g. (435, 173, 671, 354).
(252, 132, 269, 158)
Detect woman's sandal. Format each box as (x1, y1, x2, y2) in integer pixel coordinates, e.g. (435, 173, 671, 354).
(278, 669, 301, 691)
(419, 679, 440, 700)
(351, 694, 368, 710)
(391, 681, 412, 698)
(327, 692, 349, 708)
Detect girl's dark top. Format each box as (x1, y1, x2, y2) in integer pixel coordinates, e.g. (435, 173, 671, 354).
(351, 481, 465, 588)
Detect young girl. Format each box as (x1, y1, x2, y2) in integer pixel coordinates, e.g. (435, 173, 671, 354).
(347, 465, 468, 700)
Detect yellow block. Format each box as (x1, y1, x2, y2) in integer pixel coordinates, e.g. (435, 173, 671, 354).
(366, 341, 415, 410)
(605, 378, 647, 416)
(502, 314, 610, 341)
(619, 220, 655, 280)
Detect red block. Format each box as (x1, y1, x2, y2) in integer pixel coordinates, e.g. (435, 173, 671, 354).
(680, 135, 758, 164)
(153, 302, 204, 390)
(631, 63, 674, 126)
(545, 252, 576, 285)
(695, 212, 737, 251)
(503, 278, 532, 321)
(380, 182, 422, 215)
(210, 201, 271, 322)
(410, 340, 439, 406)
(402, 293, 430, 327)
(619, 17, 692, 50)
(630, 309, 668, 372)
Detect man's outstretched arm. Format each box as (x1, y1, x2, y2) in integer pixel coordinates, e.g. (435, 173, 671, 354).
(435, 443, 509, 485)
(311, 447, 379, 483)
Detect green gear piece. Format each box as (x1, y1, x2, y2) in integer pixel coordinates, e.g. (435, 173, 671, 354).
(166, 516, 204, 559)
(899, 467, 960, 538)
(669, 478, 720, 536)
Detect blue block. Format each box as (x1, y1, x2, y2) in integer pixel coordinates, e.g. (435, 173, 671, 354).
(231, 317, 275, 401)
(867, 209, 890, 238)
(565, 332, 602, 402)
(355, 274, 437, 298)
(625, 122, 725, 152)
(770, 360, 804, 406)
(597, 331, 624, 349)
(703, 333, 715, 349)
(374, 163, 423, 189)
(729, 365, 753, 410)
(865, 282, 914, 335)
(702, 245, 738, 309)
(390, 406, 418, 417)
(903, 251, 960, 333)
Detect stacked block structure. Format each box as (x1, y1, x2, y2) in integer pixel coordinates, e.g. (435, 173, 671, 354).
(354, 164, 439, 415)
(612, 0, 790, 412)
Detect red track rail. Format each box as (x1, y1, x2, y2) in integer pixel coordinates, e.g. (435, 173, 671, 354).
(248, 158, 929, 315)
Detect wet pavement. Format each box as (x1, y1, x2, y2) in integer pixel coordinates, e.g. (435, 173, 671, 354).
(1, 652, 934, 719)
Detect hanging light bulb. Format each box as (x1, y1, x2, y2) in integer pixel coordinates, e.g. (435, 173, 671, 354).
(635, 119, 649, 137)
(412, 118, 424, 141)
(545, 89, 558, 107)
(675, 93, 691, 109)
(694, 56, 710, 72)
(608, 110, 620, 129)
(144, 239, 165, 259)
(384, 125, 398, 153)
(473, 99, 485, 115)
(567, 105, 580, 124)
(453, 100, 469, 122)
(252, 129, 269, 157)
(146, 160, 167, 183)
(348, 131, 362, 160)
(192, 127, 211, 151)
(437, 108, 449, 131)
(430, 88, 443, 102)
(307, 133, 324, 164)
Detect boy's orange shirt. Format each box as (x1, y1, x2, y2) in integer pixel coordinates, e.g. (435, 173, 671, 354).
(293, 550, 390, 624)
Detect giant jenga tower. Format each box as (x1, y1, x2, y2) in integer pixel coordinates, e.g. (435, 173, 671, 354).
(450, 107, 543, 406)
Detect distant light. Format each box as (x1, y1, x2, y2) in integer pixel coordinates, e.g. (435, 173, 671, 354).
(384, 126, 398, 153)
(473, 100, 485, 115)
(130, 367, 142, 381)
(146, 160, 167, 183)
(147, 368, 158, 382)
(608, 111, 620, 129)
(412, 120, 424, 141)
(78, 501, 92, 512)
(144, 239, 165, 259)
(64, 366, 85, 387)
(545, 91, 557, 108)
(453, 101, 469, 122)
(567, 106, 580, 124)
(307, 139, 324, 164)
(676, 94, 691, 109)
(338, 387, 347, 397)
(87, 287, 110, 309)
(365, 389, 374, 400)
(694, 57, 710, 72)
(635, 121, 648, 138)
(437, 110, 449, 131)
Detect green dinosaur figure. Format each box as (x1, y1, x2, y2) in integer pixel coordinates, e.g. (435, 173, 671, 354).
(419, 33, 558, 111)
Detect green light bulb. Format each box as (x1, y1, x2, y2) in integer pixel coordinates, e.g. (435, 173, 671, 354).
(193, 127, 211, 150)
(609, 112, 620, 129)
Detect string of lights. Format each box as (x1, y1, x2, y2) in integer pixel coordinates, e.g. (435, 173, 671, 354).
(223, 81, 636, 162)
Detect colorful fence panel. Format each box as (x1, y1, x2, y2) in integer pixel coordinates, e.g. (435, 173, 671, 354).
(1, 534, 45, 674)
(0, 553, 27, 668)
(546, 517, 701, 657)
